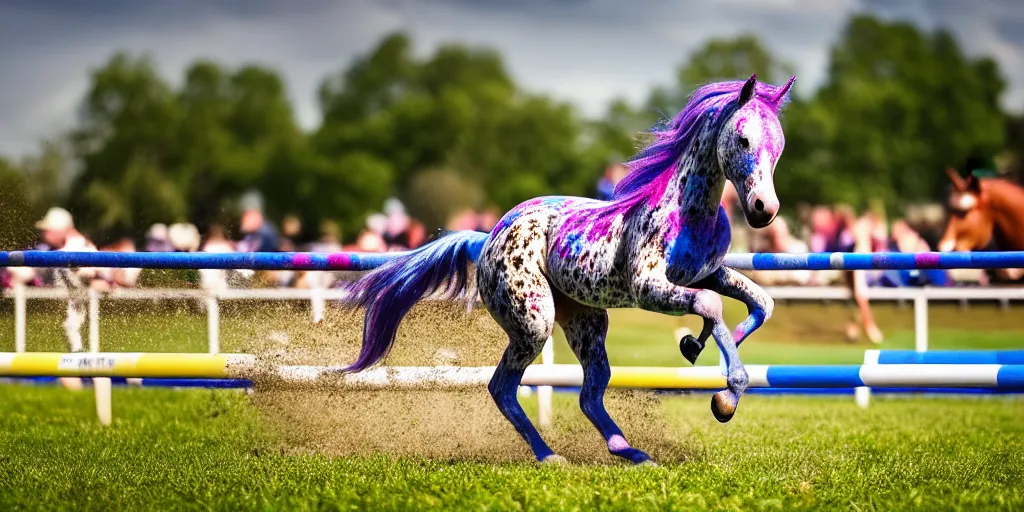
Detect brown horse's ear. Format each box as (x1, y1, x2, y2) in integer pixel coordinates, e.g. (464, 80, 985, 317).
(965, 175, 981, 193)
(946, 167, 967, 191)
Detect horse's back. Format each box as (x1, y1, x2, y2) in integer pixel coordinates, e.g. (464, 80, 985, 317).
(544, 199, 635, 308)
(478, 195, 634, 310)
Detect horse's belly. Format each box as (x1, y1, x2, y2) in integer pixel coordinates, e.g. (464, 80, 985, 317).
(546, 248, 634, 309)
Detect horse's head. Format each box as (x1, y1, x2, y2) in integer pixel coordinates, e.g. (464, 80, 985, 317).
(938, 168, 993, 252)
(717, 74, 793, 229)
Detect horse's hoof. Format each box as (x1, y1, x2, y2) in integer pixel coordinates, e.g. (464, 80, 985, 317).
(636, 459, 659, 468)
(711, 390, 737, 423)
(679, 335, 703, 365)
(540, 454, 568, 466)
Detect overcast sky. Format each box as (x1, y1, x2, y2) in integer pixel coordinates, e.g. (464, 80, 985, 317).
(1, 0, 1022, 158)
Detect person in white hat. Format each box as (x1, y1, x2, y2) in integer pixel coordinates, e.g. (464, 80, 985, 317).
(35, 207, 99, 347)
(168, 223, 201, 253)
(144, 223, 174, 252)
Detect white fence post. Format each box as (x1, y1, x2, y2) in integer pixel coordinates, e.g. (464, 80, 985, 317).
(14, 284, 25, 353)
(537, 336, 554, 427)
(855, 349, 878, 409)
(90, 288, 112, 426)
(206, 293, 220, 354)
(311, 283, 325, 325)
(914, 293, 928, 352)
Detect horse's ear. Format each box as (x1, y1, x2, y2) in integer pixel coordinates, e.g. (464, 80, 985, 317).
(965, 174, 981, 193)
(739, 74, 757, 106)
(946, 167, 967, 191)
(773, 76, 796, 110)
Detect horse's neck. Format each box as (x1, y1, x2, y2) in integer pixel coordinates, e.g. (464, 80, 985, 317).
(664, 131, 724, 222)
(984, 181, 1024, 250)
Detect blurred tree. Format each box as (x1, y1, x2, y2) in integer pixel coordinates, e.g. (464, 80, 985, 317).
(318, 33, 417, 124)
(0, 158, 38, 250)
(176, 60, 236, 229)
(813, 15, 1006, 211)
(582, 98, 655, 196)
(316, 32, 598, 216)
(67, 52, 184, 241)
(404, 168, 485, 230)
(177, 61, 299, 230)
(82, 155, 187, 237)
(19, 139, 73, 218)
(262, 139, 394, 240)
(648, 34, 795, 121)
(1005, 114, 1024, 181)
(67, 54, 304, 240)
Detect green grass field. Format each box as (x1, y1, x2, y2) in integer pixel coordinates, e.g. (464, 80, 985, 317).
(2, 298, 1024, 510)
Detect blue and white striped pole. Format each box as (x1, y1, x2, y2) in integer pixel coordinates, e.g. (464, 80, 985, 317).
(857, 349, 1024, 407)
(3, 250, 1024, 272)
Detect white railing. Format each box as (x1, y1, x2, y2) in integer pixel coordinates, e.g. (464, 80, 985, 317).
(6, 285, 1023, 356)
(5, 284, 1023, 425)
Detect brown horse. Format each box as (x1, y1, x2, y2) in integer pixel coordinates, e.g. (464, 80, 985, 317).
(938, 168, 1024, 281)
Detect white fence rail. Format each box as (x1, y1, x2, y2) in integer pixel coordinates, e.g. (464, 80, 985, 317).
(6, 284, 1023, 357)
(4, 284, 1023, 425)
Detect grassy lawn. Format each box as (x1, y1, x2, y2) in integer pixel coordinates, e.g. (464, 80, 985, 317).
(1, 387, 1022, 511)
(1, 299, 1023, 510)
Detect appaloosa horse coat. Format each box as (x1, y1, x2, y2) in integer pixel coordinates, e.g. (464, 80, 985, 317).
(344, 74, 794, 465)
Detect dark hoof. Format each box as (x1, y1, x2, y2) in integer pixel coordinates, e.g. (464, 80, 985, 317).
(679, 334, 704, 365)
(611, 446, 652, 465)
(711, 390, 737, 423)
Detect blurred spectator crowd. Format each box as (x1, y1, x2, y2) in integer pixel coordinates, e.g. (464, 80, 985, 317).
(0, 166, 1001, 297)
(3, 165, 1016, 354)
(0, 196, 506, 296)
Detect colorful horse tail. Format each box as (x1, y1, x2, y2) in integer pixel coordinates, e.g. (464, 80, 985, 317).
(341, 230, 490, 372)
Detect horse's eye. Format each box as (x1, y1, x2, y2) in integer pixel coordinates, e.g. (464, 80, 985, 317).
(738, 136, 749, 149)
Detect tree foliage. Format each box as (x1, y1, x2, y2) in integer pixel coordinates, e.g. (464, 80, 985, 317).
(3, 16, 1021, 243)
(316, 33, 596, 215)
(0, 158, 36, 250)
(807, 16, 1007, 210)
(648, 34, 796, 120)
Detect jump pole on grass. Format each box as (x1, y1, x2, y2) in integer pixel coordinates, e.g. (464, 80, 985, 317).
(4, 352, 1024, 390)
(856, 350, 1024, 408)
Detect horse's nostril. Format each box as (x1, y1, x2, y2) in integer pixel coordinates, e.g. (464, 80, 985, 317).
(754, 199, 764, 212)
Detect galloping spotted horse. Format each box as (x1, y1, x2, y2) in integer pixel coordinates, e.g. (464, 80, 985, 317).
(343, 74, 793, 465)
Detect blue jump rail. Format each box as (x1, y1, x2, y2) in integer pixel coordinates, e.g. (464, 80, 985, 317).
(2, 250, 1024, 272)
(724, 251, 1024, 271)
(874, 350, 1024, 365)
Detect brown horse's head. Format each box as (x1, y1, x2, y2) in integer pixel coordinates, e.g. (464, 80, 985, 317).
(938, 168, 994, 252)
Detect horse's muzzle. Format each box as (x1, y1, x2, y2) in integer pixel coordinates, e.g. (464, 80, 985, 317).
(744, 195, 779, 229)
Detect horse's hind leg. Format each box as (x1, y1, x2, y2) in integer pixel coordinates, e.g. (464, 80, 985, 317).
(489, 335, 558, 463)
(478, 252, 561, 461)
(555, 294, 652, 465)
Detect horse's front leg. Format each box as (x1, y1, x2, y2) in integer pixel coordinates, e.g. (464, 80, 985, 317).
(633, 274, 747, 422)
(694, 266, 775, 347)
